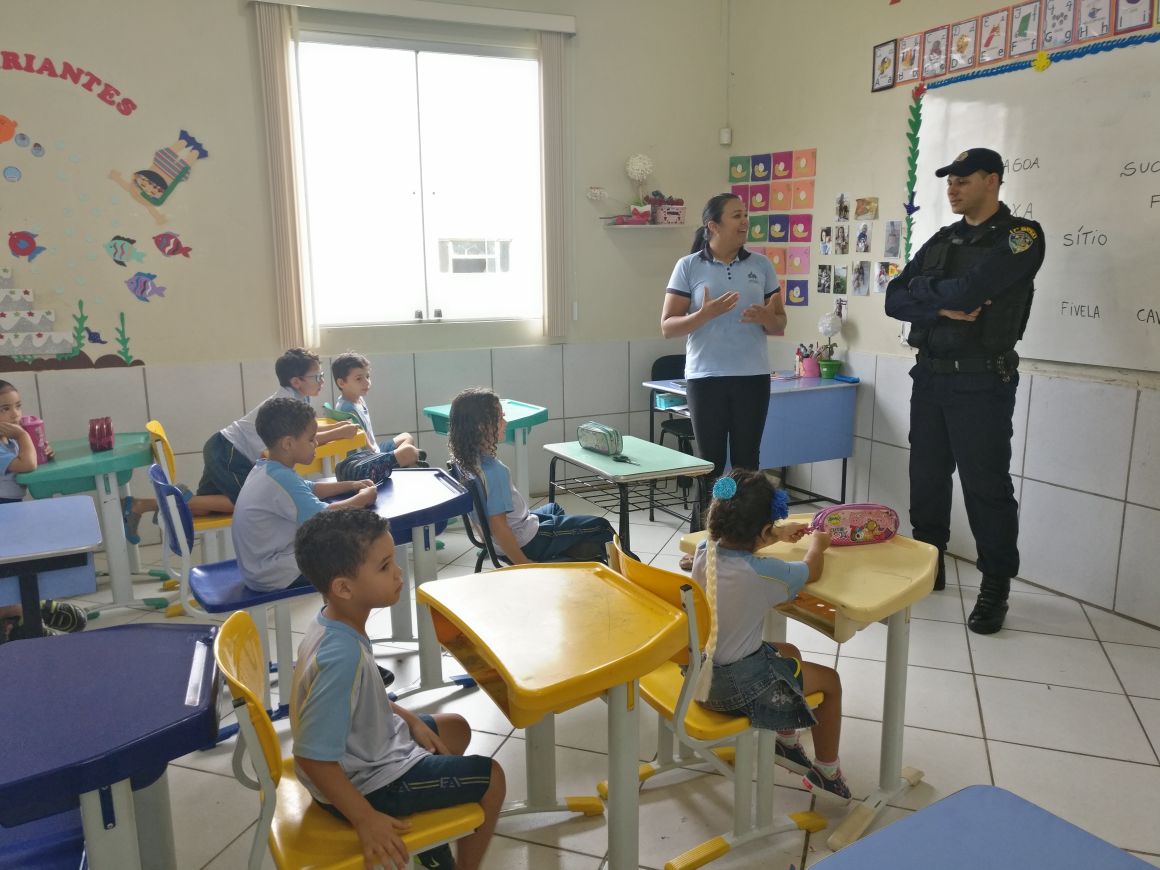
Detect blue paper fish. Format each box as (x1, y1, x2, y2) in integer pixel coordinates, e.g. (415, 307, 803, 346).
(125, 271, 166, 302)
(104, 235, 145, 267)
(84, 327, 108, 344)
(903, 193, 921, 216)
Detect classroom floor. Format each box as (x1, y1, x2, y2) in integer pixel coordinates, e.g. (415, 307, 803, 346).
(63, 491, 1160, 869)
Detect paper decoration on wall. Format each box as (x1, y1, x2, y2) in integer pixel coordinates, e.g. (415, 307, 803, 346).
(884, 220, 902, 258)
(834, 193, 850, 222)
(748, 183, 770, 213)
(923, 26, 950, 78)
(873, 40, 897, 91)
(770, 151, 793, 178)
(790, 215, 813, 242)
(729, 156, 750, 181)
(1010, 2, 1043, 56)
(124, 271, 166, 302)
(731, 184, 748, 203)
(747, 215, 769, 243)
(109, 130, 210, 225)
(876, 261, 900, 293)
(153, 232, 192, 258)
(856, 222, 873, 253)
(1077, 0, 1112, 41)
(3, 167, 21, 182)
(770, 181, 792, 209)
(819, 226, 833, 255)
(833, 225, 850, 255)
(104, 235, 145, 267)
(0, 116, 15, 143)
(0, 292, 143, 372)
(767, 246, 786, 273)
(951, 18, 979, 70)
(768, 214, 789, 242)
(786, 279, 808, 306)
(854, 197, 880, 220)
(979, 9, 1011, 64)
(793, 149, 817, 177)
(791, 179, 815, 209)
(852, 260, 872, 296)
(1044, 0, 1078, 46)
(84, 326, 108, 344)
(833, 264, 848, 294)
(786, 246, 810, 275)
(817, 264, 833, 294)
(1115, 0, 1154, 34)
(750, 154, 772, 181)
(8, 230, 45, 261)
(897, 33, 921, 82)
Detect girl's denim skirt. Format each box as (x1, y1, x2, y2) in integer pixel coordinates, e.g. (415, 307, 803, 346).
(699, 642, 817, 731)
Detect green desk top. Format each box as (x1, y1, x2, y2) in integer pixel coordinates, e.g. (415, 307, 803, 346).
(16, 432, 153, 498)
(543, 435, 713, 484)
(423, 399, 549, 442)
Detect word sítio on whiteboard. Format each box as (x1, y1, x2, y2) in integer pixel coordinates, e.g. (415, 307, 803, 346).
(0, 51, 137, 117)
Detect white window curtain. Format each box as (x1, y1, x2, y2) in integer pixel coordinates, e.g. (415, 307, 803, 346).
(538, 30, 570, 339)
(253, 2, 317, 348)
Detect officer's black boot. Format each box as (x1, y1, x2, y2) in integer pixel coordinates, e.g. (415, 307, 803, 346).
(968, 575, 1010, 634)
(933, 551, 946, 591)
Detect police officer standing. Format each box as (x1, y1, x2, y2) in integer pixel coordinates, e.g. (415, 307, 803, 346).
(885, 148, 1044, 634)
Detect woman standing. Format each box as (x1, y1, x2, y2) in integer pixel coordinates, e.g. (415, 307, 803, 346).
(661, 193, 786, 543)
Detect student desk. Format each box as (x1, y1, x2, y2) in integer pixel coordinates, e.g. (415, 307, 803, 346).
(643, 376, 857, 504)
(423, 398, 549, 501)
(681, 515, 938, 850)
(0, 497, 102, 638)
(418, 564, 686, 870)
(0, 624, 219, 870)
(813, 785, 1151, 868)
(543, 436, 714, 556)
(16, 432, 156, 612)
(369, 467, 473, 696)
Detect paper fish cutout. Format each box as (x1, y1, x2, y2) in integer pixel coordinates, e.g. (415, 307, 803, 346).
(153, 232, 192, 258)
(8, 230, 45, 261)
(0, 115, 16, 145)
(904, 193, 921, 216)
(125, 271, 166, 302)
(105, 235, 145, 267)
(84, 327, 108, 344)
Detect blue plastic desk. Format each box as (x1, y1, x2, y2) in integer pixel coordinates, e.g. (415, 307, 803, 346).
(0, 496, 102, 638)
(16, 433, 154, 609)
(0, 624, 219, 870)
(423, 399, 549, 501)
(370, 468, 473, 696)
(814, 785, 1150, 869)
(643, 377, 857, 503)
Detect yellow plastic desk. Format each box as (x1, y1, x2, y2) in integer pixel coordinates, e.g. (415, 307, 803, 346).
(680, 516, 938, 851)
(293, 419, 367, 476)
(418, 563, 686, 870)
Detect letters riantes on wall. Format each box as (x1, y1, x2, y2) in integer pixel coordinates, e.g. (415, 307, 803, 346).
(0, 51, 137, 117)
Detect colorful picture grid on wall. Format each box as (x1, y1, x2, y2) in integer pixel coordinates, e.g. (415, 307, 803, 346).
(871, 0, 1160, 91)
(728, 148, 816, 305)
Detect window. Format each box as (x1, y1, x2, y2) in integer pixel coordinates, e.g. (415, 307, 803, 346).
(296, 40, 544, 327)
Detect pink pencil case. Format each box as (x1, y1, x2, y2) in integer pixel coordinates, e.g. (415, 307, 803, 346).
(809, 503, 899, 546)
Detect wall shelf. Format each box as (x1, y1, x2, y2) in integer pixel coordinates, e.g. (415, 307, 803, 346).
(603, 223, 687, 229)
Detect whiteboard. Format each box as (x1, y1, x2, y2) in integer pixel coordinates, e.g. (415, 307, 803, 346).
(913, 40, 1160, 372)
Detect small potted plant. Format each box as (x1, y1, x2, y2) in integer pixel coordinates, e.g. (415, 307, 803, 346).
(816, 306, 843, 378)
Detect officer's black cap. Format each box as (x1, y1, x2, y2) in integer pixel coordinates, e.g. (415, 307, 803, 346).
(935, 148, 1004, 180)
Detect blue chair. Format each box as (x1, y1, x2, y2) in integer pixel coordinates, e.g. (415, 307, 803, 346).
(149, 464, 315, 717)
(0, 809, 85, 870)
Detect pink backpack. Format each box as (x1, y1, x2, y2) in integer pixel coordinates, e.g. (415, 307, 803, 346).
(809, 503, 899, 546)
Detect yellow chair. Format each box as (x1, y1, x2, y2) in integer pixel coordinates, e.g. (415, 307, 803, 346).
(604, 538, 825, 870)
(213, 611, 486, 870)
(294, 419, 367, 477)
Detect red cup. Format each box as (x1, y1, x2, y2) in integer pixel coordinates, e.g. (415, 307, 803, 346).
(19, 415, 49, 464)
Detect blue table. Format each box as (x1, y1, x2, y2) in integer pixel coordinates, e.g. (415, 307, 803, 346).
(815, 785, 1150, 868)
(370, 467, 473, 696)
(0, 624, 219, 870)
(643, 376, 857, 504)
(0, 496, 102, 639)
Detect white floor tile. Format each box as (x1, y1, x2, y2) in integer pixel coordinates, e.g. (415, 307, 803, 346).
(908, 586, 966, 623)
(201, 822, 272, 869)
(968, 630, 1118, 691)
(1129, 853, 1160, 869)
(800, 806, 914, 867)
(1105, 643, 1160, 700)
(988, 741, 1160, 854)
(484, 835, 606, 869)
(977, 676, 1155, 763)
(1002, 590, 1097, 639)
(835, 658, 982, 737)
(839, 617, 972, 673)
(1086, 606, 1160, 648)
(1132, 697, 1160, 758)
(167, 765, 261, 870)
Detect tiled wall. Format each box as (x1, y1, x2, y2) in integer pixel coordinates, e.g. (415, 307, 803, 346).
(16, 341, 1158, 629)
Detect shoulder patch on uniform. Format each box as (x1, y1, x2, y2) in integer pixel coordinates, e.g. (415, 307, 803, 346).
(1008, 226, 1037, 254)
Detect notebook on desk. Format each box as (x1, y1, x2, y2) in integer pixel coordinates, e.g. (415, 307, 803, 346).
(771, 371, 800, 380)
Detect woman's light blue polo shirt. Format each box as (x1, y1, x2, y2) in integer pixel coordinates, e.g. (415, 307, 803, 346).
(666, 247, 777, 379)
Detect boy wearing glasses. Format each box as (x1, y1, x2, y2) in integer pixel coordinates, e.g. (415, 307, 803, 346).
(196, 347, 358, 503)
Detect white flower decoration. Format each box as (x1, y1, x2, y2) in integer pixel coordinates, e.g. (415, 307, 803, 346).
(625, 153, 654, 182)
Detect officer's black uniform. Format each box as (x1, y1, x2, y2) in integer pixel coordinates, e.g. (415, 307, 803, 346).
(885, 149, 1045, 634)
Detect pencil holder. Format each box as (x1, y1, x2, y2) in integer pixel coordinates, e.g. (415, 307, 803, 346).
(800, 357, 821, 378)
(88, 416, 114, 452)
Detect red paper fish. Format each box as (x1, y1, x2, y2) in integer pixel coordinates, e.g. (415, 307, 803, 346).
(8, 231, 46, 261)
(153, 232, 192, 258)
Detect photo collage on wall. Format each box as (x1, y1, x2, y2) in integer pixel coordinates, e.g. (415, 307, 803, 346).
(730, 148, 816, 306)
(816, 193, 901, 299)
(871, 0, 1155, 90)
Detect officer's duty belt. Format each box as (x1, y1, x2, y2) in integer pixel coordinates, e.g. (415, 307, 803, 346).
(916, 351, 1019, 376)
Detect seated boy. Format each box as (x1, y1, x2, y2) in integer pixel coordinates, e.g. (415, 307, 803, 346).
(291, 510, 505, 870)
(196, 347, 358, 505)
(231, 398, 377, 594)
(330, 351, 422, 484)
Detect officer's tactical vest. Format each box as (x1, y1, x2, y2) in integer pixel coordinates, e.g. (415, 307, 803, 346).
(907, 214, 1036, 358)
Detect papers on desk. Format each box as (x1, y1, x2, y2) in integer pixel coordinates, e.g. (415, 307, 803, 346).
(771, 371, 800, 380)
